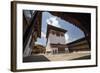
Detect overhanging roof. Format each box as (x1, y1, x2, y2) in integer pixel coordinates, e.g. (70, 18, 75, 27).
(46, 24, 67, 38)
(49, 12, 91, 34)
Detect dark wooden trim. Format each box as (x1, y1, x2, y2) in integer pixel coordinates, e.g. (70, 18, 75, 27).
(50, 44, 68, 48)
(12, 1, 97, 8)
(68, 43, 89, 48)
(11, 1, 98, 72)
(11, 1, 17, 71)
(23, 11, 38, 52)
(96, 6, 98, 67)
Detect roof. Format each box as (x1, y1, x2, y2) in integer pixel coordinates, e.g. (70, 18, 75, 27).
(46, 24, 67, 38)
(49, 12, 91, 34)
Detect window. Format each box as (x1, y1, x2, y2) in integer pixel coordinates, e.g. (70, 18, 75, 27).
(51, 30, 55, 35)
(56, 32, 60, 36)
(61, 33, 64, 36)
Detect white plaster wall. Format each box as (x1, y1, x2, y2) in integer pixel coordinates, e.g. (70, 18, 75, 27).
(48, 33, 66, 44)
(46, 33, 66, 52)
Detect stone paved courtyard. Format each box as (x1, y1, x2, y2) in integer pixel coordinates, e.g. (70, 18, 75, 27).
(23, 51, 90, 62)
(43, 51, 90, 61)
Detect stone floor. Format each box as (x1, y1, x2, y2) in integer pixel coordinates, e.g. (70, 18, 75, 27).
(43, 51, 91, 61)
(23, 55, 50, 62)
(23, 51, 91, 62)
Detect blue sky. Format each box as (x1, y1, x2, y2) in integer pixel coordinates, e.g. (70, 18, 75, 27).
(35, 12, 85, 46)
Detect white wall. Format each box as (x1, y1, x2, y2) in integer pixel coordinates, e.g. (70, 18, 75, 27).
(48, 33, 66, 44)
(46, 32, 66, 53)
(0, 0, 99, 73)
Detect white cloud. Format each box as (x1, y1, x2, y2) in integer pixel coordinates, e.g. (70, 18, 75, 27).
(46, 16, 60, 27)
(46, 19, 51, 24)
(41, 32, 46, 38)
